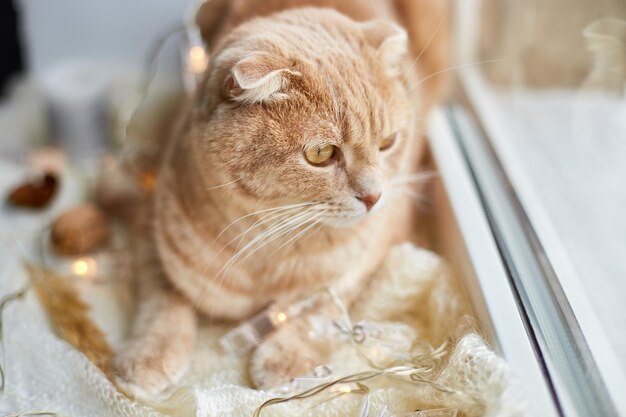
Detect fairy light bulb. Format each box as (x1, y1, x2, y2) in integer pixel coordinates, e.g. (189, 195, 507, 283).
(338, 385, 352, 394)
(71, 260, 88, 276)
(275, 311, 287, 323)
(220, 290, 335, 356)
(188, 46, 208, 74)
(71, 257, 97, 278)
(138, 171, 157, 191)
(182, 18, 209, 93)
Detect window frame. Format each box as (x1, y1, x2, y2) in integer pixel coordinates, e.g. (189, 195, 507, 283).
(428, 109, 561, 417)
(450, 1, 626, 415)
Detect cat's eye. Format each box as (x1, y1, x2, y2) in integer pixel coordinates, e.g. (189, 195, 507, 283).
(379, 132, 398, 151)
(304, 144, 336, 166)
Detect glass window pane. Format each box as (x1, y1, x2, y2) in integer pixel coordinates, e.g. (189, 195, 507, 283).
(456, 0, 626, 415)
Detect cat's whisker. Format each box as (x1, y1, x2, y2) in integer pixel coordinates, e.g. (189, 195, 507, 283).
(230, 205, 312, 253)
(231, 208, 316, 257)
(205, 177, 242, 191)
(234, 208, 326, 265)
(202, 207, 303, 276)
(193, 203, 320, 308)
(236, 214, 325, 270)
(215, 202, 316, 241)
(212, 207, 324, 286)
(267, 218, 325, 259)
(204, 206, 307, 269)
(386, 185, 430, 210)
(267, 210, 328, 256)
(390, 59, 499, 105)
(398, 2, 451, 86)
(390, 171, 438, 185)
(406, 60, 501, 95)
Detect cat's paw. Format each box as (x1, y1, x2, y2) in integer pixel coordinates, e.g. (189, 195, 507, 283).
(114, 334, 193, 400)
(249, 339, 317, 390)
(249, 322, 328, 390)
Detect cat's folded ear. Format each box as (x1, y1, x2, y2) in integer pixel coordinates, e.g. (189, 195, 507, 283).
(359, 20, 409, 77)
(224, 53, 301, 104)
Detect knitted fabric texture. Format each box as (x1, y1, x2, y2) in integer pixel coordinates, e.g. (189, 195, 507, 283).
(0, 243, 527, 417)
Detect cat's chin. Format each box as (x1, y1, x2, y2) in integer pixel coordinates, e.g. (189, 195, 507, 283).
(321, 214, 367, 228)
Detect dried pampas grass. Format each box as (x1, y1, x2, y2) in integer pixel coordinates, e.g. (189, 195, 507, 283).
(25, 263, 114, 383)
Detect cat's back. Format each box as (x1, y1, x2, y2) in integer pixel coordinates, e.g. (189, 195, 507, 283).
(197, 0, 396, 49)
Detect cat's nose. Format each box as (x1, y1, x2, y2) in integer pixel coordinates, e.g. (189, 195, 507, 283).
(357, 192, 382, 211)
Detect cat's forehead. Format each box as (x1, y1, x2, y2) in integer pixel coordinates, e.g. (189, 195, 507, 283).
(299, 43, 402, 128)
(296, 100, 391, 150)
(306, 68, 396, 140)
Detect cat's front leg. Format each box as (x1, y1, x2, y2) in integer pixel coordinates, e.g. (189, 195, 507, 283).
(114, 289, 197, 399)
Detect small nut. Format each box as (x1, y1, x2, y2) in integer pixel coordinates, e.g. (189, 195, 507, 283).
(94, 156, 142, 220)
(7, 173, 58, 209)
(51, 203, 110, 256)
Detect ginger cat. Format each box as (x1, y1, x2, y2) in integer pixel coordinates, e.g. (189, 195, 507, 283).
(114, 0, 449, 396)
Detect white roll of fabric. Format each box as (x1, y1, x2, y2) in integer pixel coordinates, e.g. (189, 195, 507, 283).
(39, 61, 110, 163)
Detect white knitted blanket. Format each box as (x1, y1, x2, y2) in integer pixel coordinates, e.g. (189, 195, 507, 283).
(0, 240, 527, 417)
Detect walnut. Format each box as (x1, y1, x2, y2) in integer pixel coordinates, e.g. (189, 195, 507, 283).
(51, 203, 110, 256)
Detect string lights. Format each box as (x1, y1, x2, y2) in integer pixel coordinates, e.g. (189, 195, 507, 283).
(182, 0, 210, 93)
(222, 288, 461, 416)
(220, 290, 335, 356)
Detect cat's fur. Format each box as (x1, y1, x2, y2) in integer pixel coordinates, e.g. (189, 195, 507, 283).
(114, 0, 449, 396)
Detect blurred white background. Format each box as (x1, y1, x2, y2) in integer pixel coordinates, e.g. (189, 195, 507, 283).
(16, 0, 190, 75)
